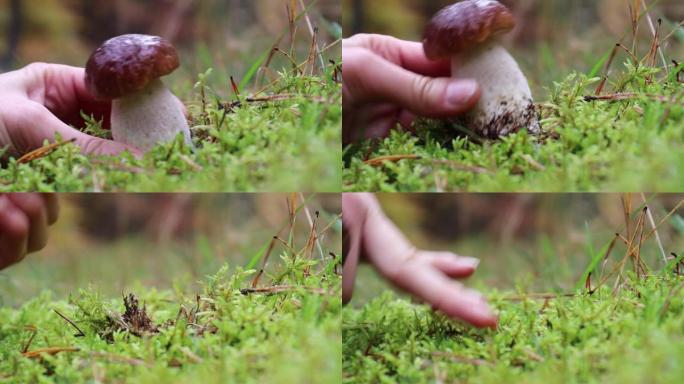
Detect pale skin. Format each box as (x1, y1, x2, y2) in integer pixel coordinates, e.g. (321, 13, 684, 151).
(343, 193, 498, 329)
(343, 34, 481, 145)
(0, 63, 141, 158)
(0, 194, 59, 270)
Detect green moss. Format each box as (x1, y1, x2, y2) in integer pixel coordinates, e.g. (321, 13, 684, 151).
(343, 273, 684, 384)
(0, 256, 341, 383)
(343, 62, 684, 192)
(0, 69, 342, 192)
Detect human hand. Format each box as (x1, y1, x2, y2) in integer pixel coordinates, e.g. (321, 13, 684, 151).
(342, 34, 481, 145)
(343, 193, 497, 328)
(0, 63, 141, 159)
(0, 193, 59, 270)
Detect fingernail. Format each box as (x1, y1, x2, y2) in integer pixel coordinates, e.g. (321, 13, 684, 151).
(473, 304, 496, 321)
(458, 257, 480, 269)
(446, 80, 478, 108)
(462, 288, 485, 303)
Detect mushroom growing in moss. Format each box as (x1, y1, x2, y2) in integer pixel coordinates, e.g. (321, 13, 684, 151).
(85, 34, 192, 152)
(423, 0, 540, 138)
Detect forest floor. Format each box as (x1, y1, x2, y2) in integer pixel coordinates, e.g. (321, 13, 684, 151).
(343, 274, 684, 384)
(0, 197, 342, 383)
(344, 30, 684, 192)
(0, 68, 342, 192)
(343, 195, 684, 383)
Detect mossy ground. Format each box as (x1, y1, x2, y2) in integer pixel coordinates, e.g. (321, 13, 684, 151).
(343, 274, 684, 384)
(343, 195, 684, 383)
(0, 68, 342, 192)
(0, 196, 342, 383)
(1, 263, 341, 383)
(343, 60, 684, 192)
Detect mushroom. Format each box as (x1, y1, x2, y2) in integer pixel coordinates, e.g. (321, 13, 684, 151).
(423, 0, 540, 139)
(85, 34, 192, 152)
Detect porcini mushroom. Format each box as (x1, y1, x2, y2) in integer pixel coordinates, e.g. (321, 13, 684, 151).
(85, 34, 192, 152)
(423, 0, 540, 139)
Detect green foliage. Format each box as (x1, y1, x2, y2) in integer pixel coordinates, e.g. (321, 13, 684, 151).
(0, 70, 342, 192)
(343, 273, 684, 384)
(343, 62, 684, 192)
(0, 255, 341, 383)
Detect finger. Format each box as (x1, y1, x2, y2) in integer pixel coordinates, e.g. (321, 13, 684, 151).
(21, 63, 112, 128)
(353, 34, 452, 77)
(24, 102, 142, 157)
(342, 193, 379, 303)
(342, 222, 362, 304)
(345, 47, 480, 118)
(7, 193, 48, 253)
(41, 194, 60, 225)
(29, 63, 187, 124)
(425, 251, 480, 278)
(398, 110, 417, 131)
(353, 104, 402, 141)
(358, 202, 416, 276)
(0, 195, 29, 269)
(393, 262, 498, 328)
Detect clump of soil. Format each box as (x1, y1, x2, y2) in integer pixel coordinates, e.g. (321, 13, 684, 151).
(105, 293, 160, 338)
(121, 294, 159, 336)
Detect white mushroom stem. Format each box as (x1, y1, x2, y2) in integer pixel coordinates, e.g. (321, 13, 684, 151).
(452, 42, 539, 138)
(111, 78, 192, 152)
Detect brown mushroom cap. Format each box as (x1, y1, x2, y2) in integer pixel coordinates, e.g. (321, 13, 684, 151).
(85, 34, 179, 100)
(423, 0, 515, 60)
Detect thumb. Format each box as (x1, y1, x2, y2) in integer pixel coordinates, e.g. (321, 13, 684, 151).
(30, 103, 142, 157)
(347, 48, 480, 118)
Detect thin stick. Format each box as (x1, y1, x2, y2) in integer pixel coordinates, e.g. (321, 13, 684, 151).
(364, 154, 421, 166)
(53, 308, 86, 337)
(501, 293, 576, 301)
(616, 43, 640, 65)
(641, 193, 668, 265)
(21, 327, 37, 354)
(299, 192, 325, 261)
(17, 138, 76, 164)
(643, 199, 684, 242)
(660, 20, 684, 46)
(299, 0, 326, 72)
(641, 0, 668, 72)
(23, 347, 80, 359)
(584, 92, 678, 103)
(250, 234, 280, 288)
(274, 236, 299, 256)
(240, 285, 328, 295)
(595, 43, 621, 95)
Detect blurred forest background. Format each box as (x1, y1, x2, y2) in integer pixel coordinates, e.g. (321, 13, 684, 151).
(0, 194, 341, 307)
(0, 0, 342, 97)
(352, 194, 684, 304)
(343, 0, 684, 96)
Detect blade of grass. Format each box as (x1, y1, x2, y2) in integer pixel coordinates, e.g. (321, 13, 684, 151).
(588, 49, 612, 78)
(576, 222, 613, 291)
